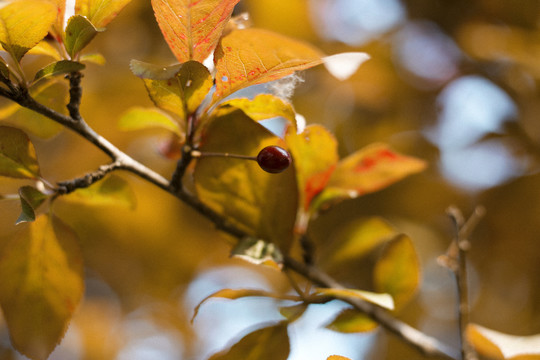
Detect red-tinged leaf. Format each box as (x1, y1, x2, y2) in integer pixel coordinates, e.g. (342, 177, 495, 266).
(219, 94, 297, 125)
(285, 125, 338, 229)
(192, 288, 300, 323)
(0, 126, 40, 179)
(315, 288, 394, 310)
(213, 28, 324, 101)
(208, 322, 290, 360)
(326, 308, 378, 333)
(33, 60, 86, 84)
(16, 186, 48, 225)
(194, 110, 298, 253)
(466, 324, 540, 360)
(322, 217, 398, 268)
(64, 15, 101, 58)
(62, 175, 137, 209)
(0, 214, 84, 360)
(327, 356, 352, 360)
(0, 0, 58, 62)
(75, 0, 132, 28)
(151, 0, 240, 63)
(312, 143, 427, 212)
(373, 234, 420, 310)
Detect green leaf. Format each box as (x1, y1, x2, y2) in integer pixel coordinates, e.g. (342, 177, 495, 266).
(219, 94, 297, 125)
(208, 322, 290, 360)
(136, 61, 212, 120)
(213, 28, 324, 101)
(63, 175, 136, 209)
(0, 82, 66, 138)
(33, 60, 86, 84)
(151, 0, 241, 63)
(194, 110, 298, 253)
(118, 107, 183, 136)
(192, 288, 300, 323)
(0, 214, 84, 360)
(373, 234, 420, 310)
(315, 288, 394, 310)
(325, 308, 378, 333)
(130, 60, 182, 80)
(322, 217, 398, 268)
(177, 61, 213, 114)
(231, 237, 283, 270)
(64, 15, 101, 58)
(75, 0, 132, 28)
(16, 186, 48, 225)
(466, 324, 540, 360)
(0, 126, 40, 179)
(312, 143, 427, 212)
(0, 0, 57, 61)
(285, 125, 338, 230)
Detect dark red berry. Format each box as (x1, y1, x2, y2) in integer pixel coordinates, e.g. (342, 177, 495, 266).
(256, 146, 292, 173)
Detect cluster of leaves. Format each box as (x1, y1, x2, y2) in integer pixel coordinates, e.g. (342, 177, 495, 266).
(0, 0, 538, 359)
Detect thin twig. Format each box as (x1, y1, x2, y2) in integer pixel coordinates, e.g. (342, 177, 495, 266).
(284, 256, 460, 360)
(56, 161, 122, 194)
(445, 206, 485, 360)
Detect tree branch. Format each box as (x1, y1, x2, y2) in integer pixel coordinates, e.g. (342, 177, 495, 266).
(442, 206, 485, 360)
(284, 256, 460, 360)
(0, 75, 461, 360)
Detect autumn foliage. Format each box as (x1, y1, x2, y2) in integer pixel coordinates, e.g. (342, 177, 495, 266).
(0, 0, 538, 360)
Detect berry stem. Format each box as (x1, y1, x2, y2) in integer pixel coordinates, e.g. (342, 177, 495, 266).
(191, 150, 257, 161)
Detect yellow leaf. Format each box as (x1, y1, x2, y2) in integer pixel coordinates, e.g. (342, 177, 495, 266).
(315, 288, 394, 310)
(0, 81, 66, 138)
(194, 110, 298, 253)
(326, 308, 378, 333)
(220, 94, 297, 125)
(0, 214, 84, 360)
(75, 0, 132, 28)
(373, 234, 420, 309)
(208, 322, 289, 360)
(151, 0, 241, 63)
(467, 324, 540, 360)
(0, 126, 40, 179)
(0, 0, 58, 61)
(213, 28, 324, 101)
(322, 217, 398, 268)
(118, 106, 183, 136)
(63, 175, 137, 209)
(192, 288, 300, 323)
(327, 356, 352, 360)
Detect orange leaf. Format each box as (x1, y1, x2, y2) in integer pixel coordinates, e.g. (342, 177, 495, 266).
(285, 125, 338, 212)
(151, 0, 240, 63)
(213, 28, 323, 101)
(312, 143, 426, 211)
(327, 356, 352, 360)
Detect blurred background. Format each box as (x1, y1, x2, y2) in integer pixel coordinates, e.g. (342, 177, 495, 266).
(1, 0, 540, 359)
